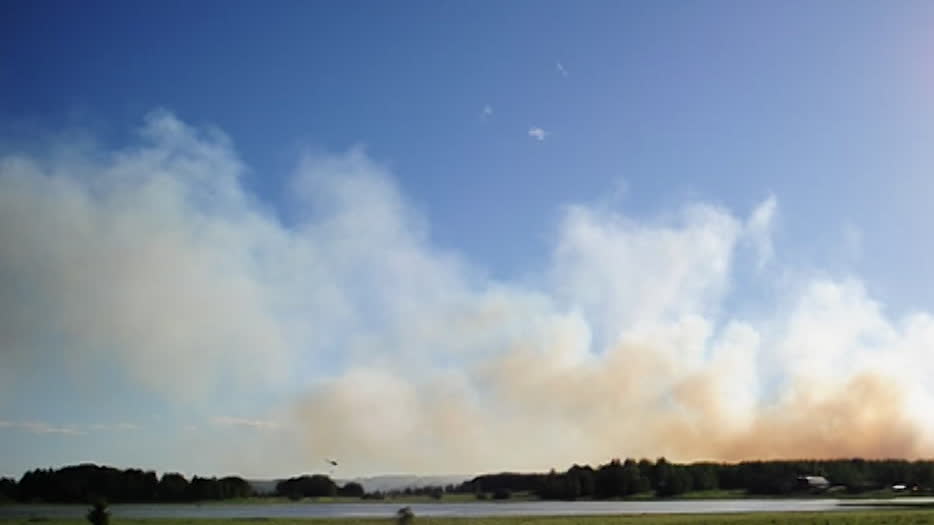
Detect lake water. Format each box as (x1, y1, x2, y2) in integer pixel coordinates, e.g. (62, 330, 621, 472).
(3, 499, 929, 519)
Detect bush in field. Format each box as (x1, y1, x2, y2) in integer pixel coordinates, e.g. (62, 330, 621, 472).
(86, 501, 109, 525)
(396, 506, 414, 525)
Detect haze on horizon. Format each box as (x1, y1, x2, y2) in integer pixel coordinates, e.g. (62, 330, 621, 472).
(4, 1, 934, 479)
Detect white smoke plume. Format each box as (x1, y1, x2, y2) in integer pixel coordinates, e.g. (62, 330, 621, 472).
(2, 112, 933, 477)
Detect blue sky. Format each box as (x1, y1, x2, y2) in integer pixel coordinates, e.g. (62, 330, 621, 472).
(5, 1, 934, 292)
(3, 1, 934, 478)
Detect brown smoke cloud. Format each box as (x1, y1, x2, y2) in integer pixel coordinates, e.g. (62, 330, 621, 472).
(666, 372, 922, 460)
(292, 289, 934, 475)
(294, 347, 929, 475)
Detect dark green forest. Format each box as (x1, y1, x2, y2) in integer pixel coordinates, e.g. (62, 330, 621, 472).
(466, 458, 934, 499)
(2, 458, 934, 503)
(0, 465, 253, 503)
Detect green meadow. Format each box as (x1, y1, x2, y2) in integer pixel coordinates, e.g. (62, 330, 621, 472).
(8, 512, 934, 525)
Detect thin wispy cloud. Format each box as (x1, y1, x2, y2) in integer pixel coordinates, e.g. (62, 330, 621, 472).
(212, 416, 279, 430)
(0, 420, 84, 435)
(556, 61, 568, 77)
(744, 194, 777, 269)
(482, 105, 493, 117)
(88, 423, 139, 431)
(528, 127, 548, 141)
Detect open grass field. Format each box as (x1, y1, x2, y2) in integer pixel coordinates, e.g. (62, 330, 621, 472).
(7, 511, 934, 525)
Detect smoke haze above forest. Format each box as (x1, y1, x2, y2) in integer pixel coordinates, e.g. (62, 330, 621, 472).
(2, 113, 934, 477)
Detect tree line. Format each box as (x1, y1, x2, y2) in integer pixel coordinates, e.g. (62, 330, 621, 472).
(4, 458, 934, 503)
(0, 464, 381, 504)
(0, 464, 253, 503)
(462, 458, 934, 499)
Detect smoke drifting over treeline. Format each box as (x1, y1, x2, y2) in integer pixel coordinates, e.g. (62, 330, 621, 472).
(6, 458, 934, 503)
(2, 113, 933, 476)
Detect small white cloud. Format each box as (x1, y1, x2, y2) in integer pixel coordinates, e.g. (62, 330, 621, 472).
(89, 422, 139, 431)
(212, 416, 279, 430)
(556, 61, 568, 77)
(0, 420, 84, 435)
(482, 105, 493, 117)
(528, 127, 549, 141)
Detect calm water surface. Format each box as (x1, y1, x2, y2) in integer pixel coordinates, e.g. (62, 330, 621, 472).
(2, 499, 928, 519)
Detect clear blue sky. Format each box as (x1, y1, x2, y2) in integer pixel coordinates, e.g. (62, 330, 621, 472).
(4, 1, 934, 478)
(5, 0, 933, 289)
